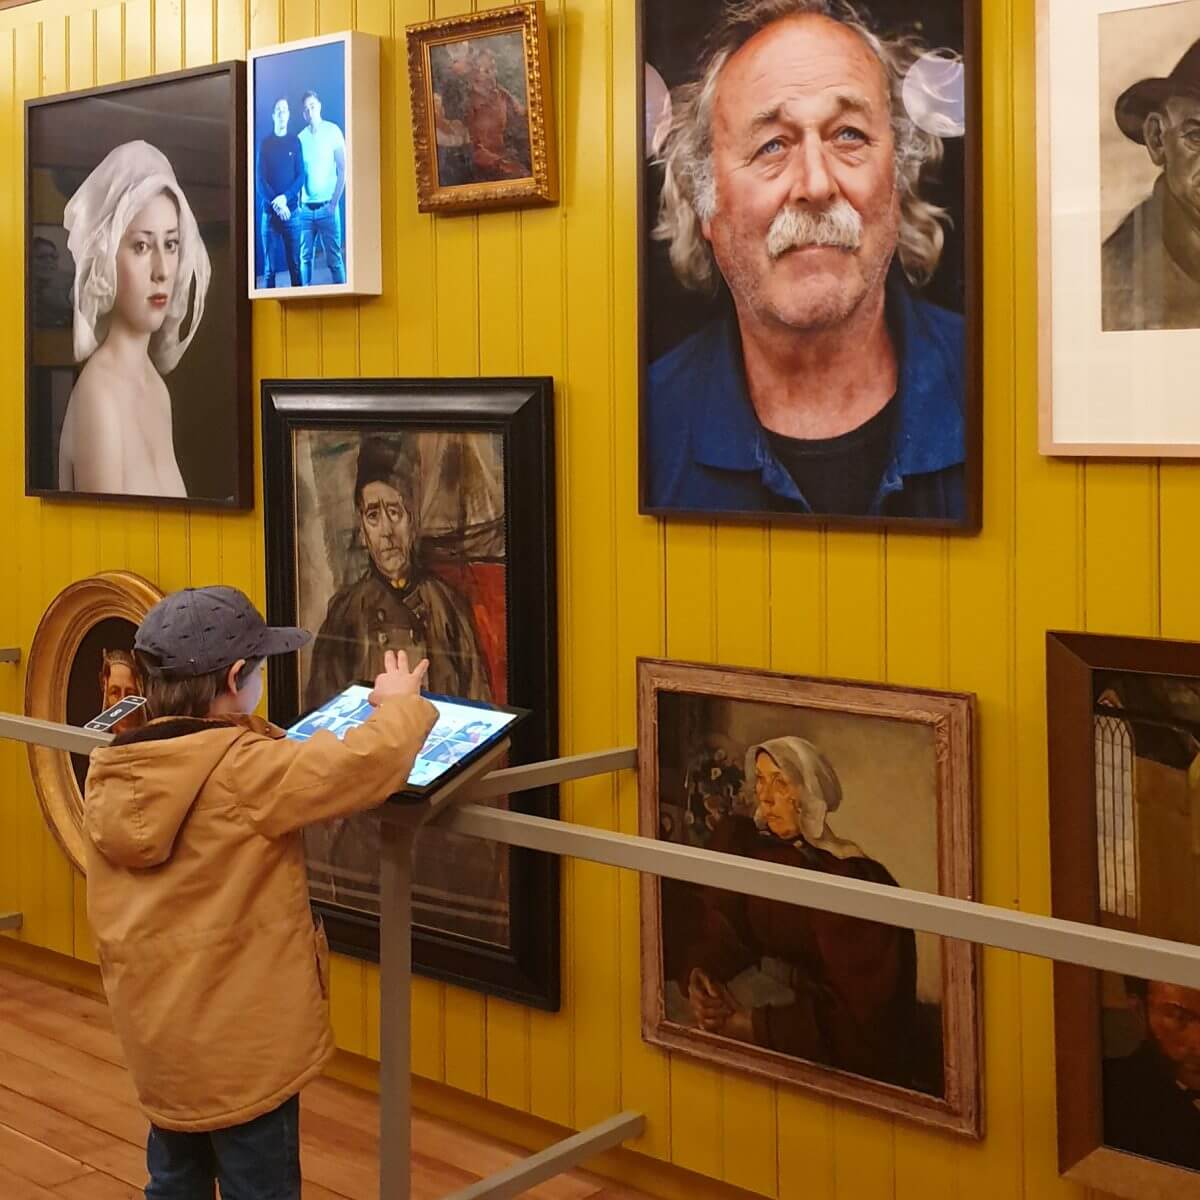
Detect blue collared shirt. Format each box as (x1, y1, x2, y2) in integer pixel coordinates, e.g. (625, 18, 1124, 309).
(645, 272, 967, 521)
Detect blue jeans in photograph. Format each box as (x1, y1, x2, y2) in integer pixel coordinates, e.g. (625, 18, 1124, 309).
(298, 202, 346, 286)
(145, 1093, 300, 1199)
(260, 209, 300, 288)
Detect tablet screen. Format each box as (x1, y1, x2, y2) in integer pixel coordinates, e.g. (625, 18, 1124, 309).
(285, 684, 522, 792)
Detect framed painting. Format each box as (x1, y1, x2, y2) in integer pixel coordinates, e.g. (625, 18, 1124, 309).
(262, 377, 559, 1009)
(405, 1, 557, 213)
(25, 63, 251, 507)
(1048, 631, 1200, 1196)
(248, 32, 381, 298)
(637, 0, 981, 529)
(1038, 0, 1200, 456)
(25, 571, 164, 871)
(638, 659, 981, 1136)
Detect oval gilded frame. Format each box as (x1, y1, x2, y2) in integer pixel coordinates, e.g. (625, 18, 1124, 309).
(25, 571, 163, 872)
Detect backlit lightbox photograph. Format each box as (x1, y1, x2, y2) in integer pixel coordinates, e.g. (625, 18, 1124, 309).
(248, 32, 381, 299)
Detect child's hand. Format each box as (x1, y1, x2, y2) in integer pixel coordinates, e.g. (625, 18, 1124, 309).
(369, 649, 430, 705)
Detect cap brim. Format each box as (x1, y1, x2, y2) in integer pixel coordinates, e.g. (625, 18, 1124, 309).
(1115, 78, 1200, 143)
(259, 627, 312, 657)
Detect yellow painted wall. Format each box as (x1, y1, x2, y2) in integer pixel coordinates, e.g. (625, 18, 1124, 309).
(0, 0, 1162, 1196)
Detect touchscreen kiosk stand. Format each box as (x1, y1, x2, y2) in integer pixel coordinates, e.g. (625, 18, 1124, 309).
(378, 738, 511, 1198)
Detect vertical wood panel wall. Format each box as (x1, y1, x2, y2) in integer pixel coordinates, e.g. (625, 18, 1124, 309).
(0, 0, 1152, 1197)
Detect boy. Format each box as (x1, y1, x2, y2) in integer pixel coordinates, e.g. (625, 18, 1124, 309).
(83, 585, 436, 1197)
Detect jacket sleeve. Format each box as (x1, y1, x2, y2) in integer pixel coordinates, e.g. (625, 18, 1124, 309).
(230, 696, 438, 838)
(284, 135, 304, 208)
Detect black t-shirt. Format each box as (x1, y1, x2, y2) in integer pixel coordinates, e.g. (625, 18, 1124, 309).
(764, 398, 896, 516)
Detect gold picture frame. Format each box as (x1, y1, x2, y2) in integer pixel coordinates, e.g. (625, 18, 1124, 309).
(25, 571, 163, 871)
(406, 1, 557, 214)
(637, 658, 982, 1137)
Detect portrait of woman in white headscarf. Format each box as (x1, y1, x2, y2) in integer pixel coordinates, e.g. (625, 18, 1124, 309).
(57, 139, 211, 498)
(675, 736, 927, 1089)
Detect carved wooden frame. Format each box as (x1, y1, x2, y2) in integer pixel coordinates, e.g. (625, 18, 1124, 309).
(636, 658, 982, 1137)
(405, 1, 558, 214)
(24, 571, 163, 871)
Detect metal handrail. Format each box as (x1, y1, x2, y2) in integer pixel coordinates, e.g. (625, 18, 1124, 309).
(2, 712, 1200, 989)
(8, 710, 1200, 1199)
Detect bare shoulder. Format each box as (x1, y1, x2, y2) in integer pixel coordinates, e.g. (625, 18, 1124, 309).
(65, 360, 126, 491)
(68, 360, 125, 448)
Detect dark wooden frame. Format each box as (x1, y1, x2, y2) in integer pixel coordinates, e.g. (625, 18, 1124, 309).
(24, 62, 252, 509)
(634, 1, 983, 532)
(1048, 630, 1200, 1198)
(262, 377, 560, 1010)
(637, 657, 982, 1136)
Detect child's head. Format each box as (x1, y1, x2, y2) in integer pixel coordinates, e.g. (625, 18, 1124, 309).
(133, 586, 310, 719)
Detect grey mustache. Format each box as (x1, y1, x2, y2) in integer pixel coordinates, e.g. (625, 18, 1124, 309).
(766, 201, 863, 258)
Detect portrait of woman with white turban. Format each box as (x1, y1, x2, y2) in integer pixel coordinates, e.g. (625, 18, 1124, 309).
(675, 736, 926, 1090)
(57, 139, 211, 498)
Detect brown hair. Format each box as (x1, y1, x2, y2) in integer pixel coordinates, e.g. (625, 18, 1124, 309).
(134, 650, 231, 719)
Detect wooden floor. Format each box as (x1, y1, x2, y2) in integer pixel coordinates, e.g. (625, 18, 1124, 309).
(0, 965, 648, 1199)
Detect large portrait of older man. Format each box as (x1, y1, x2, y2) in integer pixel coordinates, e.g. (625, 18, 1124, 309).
(262, 378, 559, 1007)
(639, 0, 977, 526)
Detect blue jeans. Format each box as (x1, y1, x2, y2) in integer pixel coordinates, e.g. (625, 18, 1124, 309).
(298, 202, 346, 286)
(145, 1094, 300, 1199)
(260, 209, 300, 288)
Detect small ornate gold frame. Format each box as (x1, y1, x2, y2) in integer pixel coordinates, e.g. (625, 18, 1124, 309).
(25, 571, 163, 872)
(406, 1, 558, 214)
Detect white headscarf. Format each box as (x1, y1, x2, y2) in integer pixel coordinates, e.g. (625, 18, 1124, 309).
(63, 139, 211, 374)
(745, 736, 843, 816)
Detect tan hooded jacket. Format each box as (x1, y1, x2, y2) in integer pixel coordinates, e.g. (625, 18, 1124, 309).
(83, 695, 436, 1132)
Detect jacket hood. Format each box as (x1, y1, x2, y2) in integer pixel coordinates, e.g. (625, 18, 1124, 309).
(84, 715, 276, 869)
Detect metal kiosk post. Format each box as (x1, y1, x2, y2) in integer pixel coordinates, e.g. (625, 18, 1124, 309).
(377, 742, 646, 1200)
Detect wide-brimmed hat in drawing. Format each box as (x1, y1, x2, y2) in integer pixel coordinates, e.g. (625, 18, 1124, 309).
(1116, 39, 1200, 144)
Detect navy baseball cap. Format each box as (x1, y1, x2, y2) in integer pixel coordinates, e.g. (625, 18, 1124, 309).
(135, 586, 310, 677)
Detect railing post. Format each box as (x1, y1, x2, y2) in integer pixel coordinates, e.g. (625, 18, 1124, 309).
(379, 813, 419, 1200)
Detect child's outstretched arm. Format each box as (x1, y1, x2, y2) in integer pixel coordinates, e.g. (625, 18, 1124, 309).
(231, 652, 439, 837)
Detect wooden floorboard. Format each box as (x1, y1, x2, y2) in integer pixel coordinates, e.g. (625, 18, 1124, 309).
(0, 965, 650, 1199)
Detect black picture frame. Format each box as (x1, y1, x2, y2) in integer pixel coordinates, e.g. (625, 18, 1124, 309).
(25, 62, 252, 509)
(262, 377, 559, 1010)
(635, 0, 982, 531)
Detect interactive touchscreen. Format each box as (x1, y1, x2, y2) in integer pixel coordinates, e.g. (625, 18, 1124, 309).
(285, 684, 521, 791)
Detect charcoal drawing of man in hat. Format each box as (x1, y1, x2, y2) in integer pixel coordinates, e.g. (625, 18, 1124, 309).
(305, 434, 492, 710)
(1103, 39, 1200, 331)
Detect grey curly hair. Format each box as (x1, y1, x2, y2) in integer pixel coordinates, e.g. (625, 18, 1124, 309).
(654, 0, 951, 294)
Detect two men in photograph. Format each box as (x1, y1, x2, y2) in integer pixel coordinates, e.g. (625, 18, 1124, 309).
(255, 97, 303, 288)
(256, 87, 346, 288)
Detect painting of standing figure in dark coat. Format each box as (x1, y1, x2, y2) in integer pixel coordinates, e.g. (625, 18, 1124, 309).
(638, 660, 981, 1136)
(295, 427, 509, 946)
(262, 376, 559, 1008)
